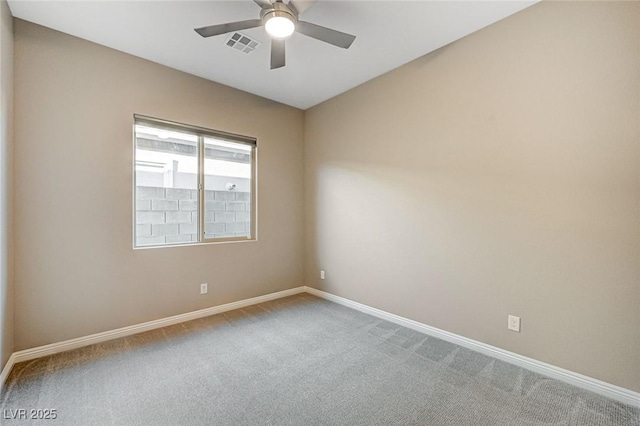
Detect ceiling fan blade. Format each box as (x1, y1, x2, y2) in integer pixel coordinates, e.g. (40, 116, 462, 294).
(271, 38, 286, 70)
(289, 0, 317, 15)
(253, 0, 273, 9)
(296, 21, 356, 49)
(194, 19, 262, 38)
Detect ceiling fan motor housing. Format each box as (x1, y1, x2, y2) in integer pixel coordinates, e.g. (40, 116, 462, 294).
(261, 2, 298, 26)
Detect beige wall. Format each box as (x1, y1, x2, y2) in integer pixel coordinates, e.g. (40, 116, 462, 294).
(14, 20, 305, 350)
(304, 1, 640, 392)
(0, 0, 14, 369)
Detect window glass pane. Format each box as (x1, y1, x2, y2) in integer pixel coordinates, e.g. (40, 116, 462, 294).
(203, 137, 252, 239)
(135, 125, 199, 246)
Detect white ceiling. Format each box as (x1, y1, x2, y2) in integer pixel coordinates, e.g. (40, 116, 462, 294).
(8, 0, 538, 110)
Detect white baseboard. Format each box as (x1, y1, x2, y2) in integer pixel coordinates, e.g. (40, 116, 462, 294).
(304, 286, 639, 408)
(2, 284, 638, 408)
(1, 286, 306, 387)
(0, 353, 17, 387)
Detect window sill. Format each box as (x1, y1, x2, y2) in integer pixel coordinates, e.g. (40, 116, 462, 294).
(133, 238, 257, 250)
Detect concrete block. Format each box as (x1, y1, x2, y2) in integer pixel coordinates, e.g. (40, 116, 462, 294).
(204, 212, 216, 223)
(190, 189, 198, 199)
(179, 200, 197, 211)
(225, 222, 247, 233)
(152, 223, 178, 237)
(235, 211, 250, 222)
(136, 224, 152, 237)
(215, 191, 236, 201)
(226, 201, 245, 212)
(136, 186, 165, 200)
(166, 234, 194, 244)
(152, 199, 178, 211)
(236, 192, 250, 201)
(204, 190, 216, 201)
(166, 188, 191, 200)
(205, 201, 225, 212)
(179, 222, 197, 235)
(136, 236, 165, 246)
(215, 212, 235, 223)
(136, 199, 151, 211)
(136, 211, 165, 225)
(166, 211, 192, 224)
(205, 223, 225, 236)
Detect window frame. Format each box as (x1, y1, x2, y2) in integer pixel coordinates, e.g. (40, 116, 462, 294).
(133, 114, 257, 249)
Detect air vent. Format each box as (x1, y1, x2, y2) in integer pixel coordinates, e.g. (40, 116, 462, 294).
(224, 32, 261, 54)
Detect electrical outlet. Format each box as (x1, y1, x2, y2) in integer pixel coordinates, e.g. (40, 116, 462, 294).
(320, 270, 325, 280)
(508, 315, 521, 332)
(200, 283, 208, 295)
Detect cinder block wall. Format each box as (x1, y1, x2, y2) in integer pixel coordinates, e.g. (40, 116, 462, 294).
(135, 186, 251, 246)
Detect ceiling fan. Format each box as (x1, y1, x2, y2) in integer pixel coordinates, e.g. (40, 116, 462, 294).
(194, 0, 356, 70)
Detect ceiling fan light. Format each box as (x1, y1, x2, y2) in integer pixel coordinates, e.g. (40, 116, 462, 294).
(265, 16, 295, 38)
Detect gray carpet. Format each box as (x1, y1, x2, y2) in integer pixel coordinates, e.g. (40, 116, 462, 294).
(1, 294, 638, 425)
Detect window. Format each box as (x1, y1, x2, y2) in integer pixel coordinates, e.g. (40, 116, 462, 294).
(134, 115, 256, 247)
